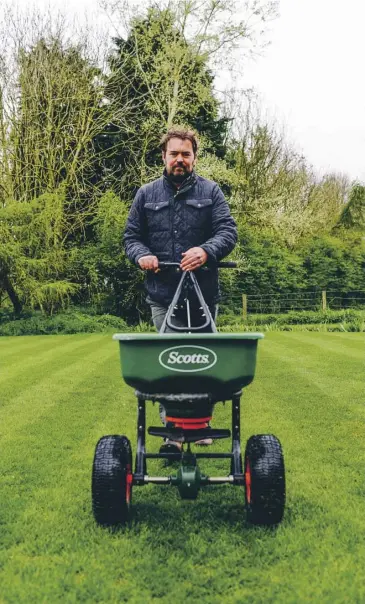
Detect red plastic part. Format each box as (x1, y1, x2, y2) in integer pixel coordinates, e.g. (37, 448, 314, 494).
(165, 416, 212, 430)
(245, 458, 251, 504)
(126, 465, 133, 504)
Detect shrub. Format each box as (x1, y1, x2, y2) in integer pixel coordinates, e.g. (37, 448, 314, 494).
(0, 311, 130, 336)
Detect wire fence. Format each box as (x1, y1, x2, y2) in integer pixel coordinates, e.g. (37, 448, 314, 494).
(219, 289, 365, 316)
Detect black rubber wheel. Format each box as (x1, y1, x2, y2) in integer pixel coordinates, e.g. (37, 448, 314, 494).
(92, 435, 133, 526)
(244, 434, 285, 526)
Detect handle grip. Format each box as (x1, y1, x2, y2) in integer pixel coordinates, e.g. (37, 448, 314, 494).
(216, 261, 237, 268)
(157, 261, 237, 269)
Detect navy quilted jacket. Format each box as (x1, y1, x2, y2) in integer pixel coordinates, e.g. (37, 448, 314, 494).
(123, 172, 237, 306)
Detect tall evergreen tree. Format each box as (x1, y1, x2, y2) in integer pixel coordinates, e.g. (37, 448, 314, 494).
(336, 184, 365, 231)
(98, 7, 229, 196)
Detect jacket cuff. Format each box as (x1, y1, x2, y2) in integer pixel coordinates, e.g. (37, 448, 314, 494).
(200, 244, 217, 262)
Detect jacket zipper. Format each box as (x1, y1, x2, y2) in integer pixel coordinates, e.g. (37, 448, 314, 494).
(165, 175, 196, 261)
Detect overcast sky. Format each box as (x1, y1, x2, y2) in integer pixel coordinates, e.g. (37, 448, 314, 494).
(243, 0, 365, 183)
(2, 0, 365, 183)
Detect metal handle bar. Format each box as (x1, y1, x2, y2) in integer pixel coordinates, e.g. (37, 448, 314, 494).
(162, 271, 215, 332)
(158, 261, 237, 269)
(215, 261, 237, 268)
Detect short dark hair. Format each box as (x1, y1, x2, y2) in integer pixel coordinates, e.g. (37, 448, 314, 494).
(160, 127, 198, 156)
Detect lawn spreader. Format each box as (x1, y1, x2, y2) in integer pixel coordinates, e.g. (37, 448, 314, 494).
(91, 262, 285, 527)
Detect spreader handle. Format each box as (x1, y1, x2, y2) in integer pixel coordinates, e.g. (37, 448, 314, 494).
(157, 261, 237, 269)
(216, 261, 237, 268)
(158, 262, 180, 268)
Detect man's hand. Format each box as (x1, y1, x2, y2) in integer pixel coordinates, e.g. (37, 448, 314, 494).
(180, 247, 208, 271)
(138, 255, 159, 270)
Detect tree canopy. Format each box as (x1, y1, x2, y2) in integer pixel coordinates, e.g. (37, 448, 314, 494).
(0, 2, 363, 320)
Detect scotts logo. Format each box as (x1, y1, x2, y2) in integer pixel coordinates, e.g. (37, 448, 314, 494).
(159, 345, 217, 373)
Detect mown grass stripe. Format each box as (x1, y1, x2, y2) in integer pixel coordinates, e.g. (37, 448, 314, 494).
(259, 334, 364, 403)
(0, 334, 109, 393)
(249, 336, 365, 504)
(0, 352, 123, 522)
(0, 335, 116, 439)
(278, 331, 365, 360)
(0, 334, 84, 369)
(0, 334, 112, 406)
(0, 333, 364, 603)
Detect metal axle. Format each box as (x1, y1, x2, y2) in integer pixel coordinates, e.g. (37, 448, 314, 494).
(143, 475, 234, 485)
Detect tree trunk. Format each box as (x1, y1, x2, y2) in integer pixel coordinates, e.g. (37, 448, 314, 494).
(0, 271, 23, 315)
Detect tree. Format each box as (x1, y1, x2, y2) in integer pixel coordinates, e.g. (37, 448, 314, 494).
(0, 188, 79, 315)
(224, 95, 350, 245)
(234, 224, 305, 297)
(300, 233, 365, 293)
(97, 0, 277, 192)
(70, 190, 149, 321)
(0, 8, 130, 206)
(98, 9, 228, 194)
(0, 11, 130, 314)
(336, 184, 365, 231)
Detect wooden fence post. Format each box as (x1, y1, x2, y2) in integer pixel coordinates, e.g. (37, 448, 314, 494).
(321, 290, 327, 311)
(242, 294, 247, 321)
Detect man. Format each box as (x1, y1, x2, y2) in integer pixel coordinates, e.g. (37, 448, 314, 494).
(124, 127, 237, 330)
(124, 128, 237, 454)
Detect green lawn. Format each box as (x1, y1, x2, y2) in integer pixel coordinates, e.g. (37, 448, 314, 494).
(0, 332, 364, 603)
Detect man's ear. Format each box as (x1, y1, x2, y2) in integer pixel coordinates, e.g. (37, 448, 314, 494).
(162, 151, 166, 162)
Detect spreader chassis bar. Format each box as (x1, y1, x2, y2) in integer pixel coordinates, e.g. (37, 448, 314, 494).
(143, 476, 235, 485)
(133, 389, 244, 489)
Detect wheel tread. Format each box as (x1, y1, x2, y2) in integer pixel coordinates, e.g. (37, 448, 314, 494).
(244, 434, 285, 526)
(92, 435, 132, 526)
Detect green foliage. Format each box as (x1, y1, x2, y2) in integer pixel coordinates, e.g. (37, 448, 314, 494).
(300, 233, 365, 291)
(217, 308, 365, 332)
(227, 97, 350, 245)
(101, 6, 228, 193)
(337, 183, 365, 230)
(0, 4, 363, 322)
(0, 188, 81, 315)
(0, 310, 129, 336)
(71, 190, 147, 321)
(234, 224, 306, 297)
(5, 38, 110, 204)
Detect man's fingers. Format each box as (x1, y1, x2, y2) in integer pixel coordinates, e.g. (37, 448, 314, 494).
(180, 254, 203, 271)
(138, 255, 159, 270)
(181, 247, 207, 270)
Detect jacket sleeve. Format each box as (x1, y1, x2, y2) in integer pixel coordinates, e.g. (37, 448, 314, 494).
(200, 185, 237, 262)
(123, 188, 153, 264)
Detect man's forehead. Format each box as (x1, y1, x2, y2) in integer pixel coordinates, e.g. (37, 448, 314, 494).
(165, 137, 194, 153)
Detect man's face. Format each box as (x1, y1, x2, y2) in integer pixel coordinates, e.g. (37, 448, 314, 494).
(162, 137, 196, 180)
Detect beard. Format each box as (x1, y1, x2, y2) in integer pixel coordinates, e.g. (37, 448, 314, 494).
(170, 165, 192, 184)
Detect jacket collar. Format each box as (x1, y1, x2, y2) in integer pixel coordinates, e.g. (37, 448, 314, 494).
(163, 169, 196, 196)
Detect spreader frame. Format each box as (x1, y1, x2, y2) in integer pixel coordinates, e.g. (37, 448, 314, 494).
(133, 389, 244, 493)
(92, 262, 286, 523)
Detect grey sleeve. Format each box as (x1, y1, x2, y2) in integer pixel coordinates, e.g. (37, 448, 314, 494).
(200, 185, 237, 262)
(123, 189, 153, 264)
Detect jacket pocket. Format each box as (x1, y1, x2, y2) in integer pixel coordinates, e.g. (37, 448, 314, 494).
(145, 200, 170, 231)
(145, 201, 170, 211)
(186, 198, 212, 209)
(185, 198, 212, 228)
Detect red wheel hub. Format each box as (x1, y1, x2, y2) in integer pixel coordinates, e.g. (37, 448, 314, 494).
(245, 458, 251, 504)
(126, 465, 133, 504)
